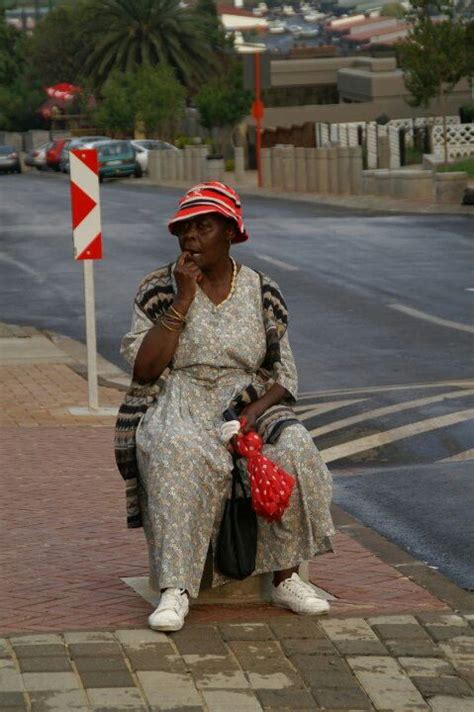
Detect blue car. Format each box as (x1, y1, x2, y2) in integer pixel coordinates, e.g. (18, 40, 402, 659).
(95, 140, 139, 182)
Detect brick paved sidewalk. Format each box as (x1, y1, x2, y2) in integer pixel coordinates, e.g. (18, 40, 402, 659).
(2, 619, 473, 711)
(1, 323, 473, 710)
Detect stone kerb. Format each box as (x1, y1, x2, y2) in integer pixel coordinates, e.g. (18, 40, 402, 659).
(327, 146, 339, 194)
(295, 147, 308, 192)
(315, 147, 329, 193)
(336, 146, 351, 194)
(434, 171, 468, 204)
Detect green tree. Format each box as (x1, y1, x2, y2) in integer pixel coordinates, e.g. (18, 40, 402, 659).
(27, 2, 94, 86)
(0, 78, 44, 130)
(195, 60, 252, 156)
(0, 10, 26, 86)
(83, 0, 218, 88)
(94, 64, 185, 138)
(398, 0, 473, 164)
(382, 2, 406, 18)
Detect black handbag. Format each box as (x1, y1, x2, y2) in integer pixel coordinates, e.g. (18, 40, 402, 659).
(216, 459, 258, 580)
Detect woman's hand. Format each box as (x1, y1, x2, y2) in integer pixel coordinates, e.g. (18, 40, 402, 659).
(239, 402, 265, 433)
(174, 252, 203, 307)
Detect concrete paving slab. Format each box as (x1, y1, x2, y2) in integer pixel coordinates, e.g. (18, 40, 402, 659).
(86, 687, 147, 711)
(21, 672, 80, 691)
(0, 336, 72, 364)
(429, 696, 474, 712)
(347, 655, 429, 710)
(137, 671, 202, 709)
(202, 689, 263, 711)
(29, 689, 89, 712)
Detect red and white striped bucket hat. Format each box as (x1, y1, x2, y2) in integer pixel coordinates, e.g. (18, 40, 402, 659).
(168, 181, 249, 243)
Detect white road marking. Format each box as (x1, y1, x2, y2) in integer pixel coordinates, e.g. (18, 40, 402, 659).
(388, 303, 474, 334)
(294, 398, 368, 418)
(298, 380, 474, 399)
(307, 388, 474, 438)
(255, 253, 299, 271)
(438, 449, 474, 462)
(319, 408, 474, 463)
(465, 288, 474, 292)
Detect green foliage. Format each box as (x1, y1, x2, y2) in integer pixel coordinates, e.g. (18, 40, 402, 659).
(398, 0, 473, 109)
(224, 158, 234, 171)
(382, 2, 406, 18)
(94, 64, 185, 137)
(82, 0, 219, 88)
(0, 78, 44, 130)
(195, 61, 252, 131)
(0, 12, 27, 86)
(27, 2, 94, 86)
(437, 157, 474, 176)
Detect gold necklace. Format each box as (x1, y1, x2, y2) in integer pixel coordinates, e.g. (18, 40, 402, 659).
(216, 256, 238, 309)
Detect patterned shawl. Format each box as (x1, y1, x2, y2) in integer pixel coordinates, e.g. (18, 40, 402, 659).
(114, 263, 298, 528)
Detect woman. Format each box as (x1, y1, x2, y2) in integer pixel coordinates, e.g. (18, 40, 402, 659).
(116, 182, 336, 632)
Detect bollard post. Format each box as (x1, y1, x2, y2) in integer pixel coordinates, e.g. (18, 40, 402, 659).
(327, 146, 338, 194)
(337, 146, 351, 194)
(261, 148, 272, 188)
(315, 147, 329, 193)
(282, 145, 296, 192)
(349, 145, 363, 195)
(306, 147, 317, 193)
(234, 146, 245, 183)
(184, 145, 193, 181)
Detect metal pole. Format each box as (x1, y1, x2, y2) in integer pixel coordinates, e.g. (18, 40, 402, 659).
(255, 52, 262, 188)
(83, 260, 99, 411)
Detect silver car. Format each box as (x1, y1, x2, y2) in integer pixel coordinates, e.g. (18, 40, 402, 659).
(0, 145, 22, 173)
(24, 142, 51, 170)
(131, 139, 179, 174)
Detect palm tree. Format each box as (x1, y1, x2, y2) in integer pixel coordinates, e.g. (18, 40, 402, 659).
(84, 0, 219, 88)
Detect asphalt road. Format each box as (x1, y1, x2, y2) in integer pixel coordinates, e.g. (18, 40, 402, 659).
(2, 171, 473, 588)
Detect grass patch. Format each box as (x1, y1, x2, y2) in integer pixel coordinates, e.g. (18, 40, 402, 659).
(404, 146, 424, 165)
(437, 158, 474, 178)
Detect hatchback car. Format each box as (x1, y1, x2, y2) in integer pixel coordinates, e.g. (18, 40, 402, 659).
(25, 142, 51, 170)
(46, 138, 71, 171)
(59, 136, 108, 173)
(0, 145, 22, 173)
(131, 139, 179, 174)
(95, 140, 137, 181)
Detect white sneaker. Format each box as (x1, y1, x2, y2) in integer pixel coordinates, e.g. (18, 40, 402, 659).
(271, 573, 330, 615)
(148, 588, 189, 632)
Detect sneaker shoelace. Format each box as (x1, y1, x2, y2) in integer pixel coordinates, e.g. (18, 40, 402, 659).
(281, 576, 321, 600)
(159, 588, 186, 613)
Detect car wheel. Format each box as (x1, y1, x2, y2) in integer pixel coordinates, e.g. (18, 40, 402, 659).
(134, 165, 143, 178)
(99, 174, 104, 183)
(16, 166, 22, 174)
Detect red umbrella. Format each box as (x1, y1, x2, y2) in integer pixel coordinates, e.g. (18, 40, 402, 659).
(233, 419, 295, 522)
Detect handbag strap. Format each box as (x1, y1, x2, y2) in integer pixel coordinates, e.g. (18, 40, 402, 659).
(231, 458, 247, 498)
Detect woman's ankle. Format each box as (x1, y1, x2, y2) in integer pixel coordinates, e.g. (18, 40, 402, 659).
(273, 567, 298, 587)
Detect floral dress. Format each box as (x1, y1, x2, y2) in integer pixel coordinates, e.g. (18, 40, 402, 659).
(120, 264, 336, 598)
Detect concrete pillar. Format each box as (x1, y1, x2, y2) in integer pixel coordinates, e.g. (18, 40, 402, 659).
(192, 147, 201, 181)
(161, 150, 170, 181)
(168, 150, 177, 181)
(306, 147, 317, 193)
(315, 147, 328, 193)
(295, 147, 308, 192)
(147, 150, 162, 185)
(362, 170, 376, 195)
(261, 147, 272, 188)
(327, 146, 338, 194)
(206, 157, 225, 182)
(349, 145, 363, 195)
(176, 150, 185, 182)
(377, 135, 390, 169)
(336, 146, 351, 194)
(282, 145, 296, 192)
(373, 169, 391, 196)
(271, 146, 284, 190)
(184, 145, 193, 181)
(200, 146, 210, 182)
(234, 146, 245, 183)
(434, 171, 467, 204)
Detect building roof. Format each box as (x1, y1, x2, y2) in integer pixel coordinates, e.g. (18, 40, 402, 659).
(345, 23, 408, 42)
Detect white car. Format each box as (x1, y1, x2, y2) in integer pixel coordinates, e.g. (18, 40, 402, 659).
(131, 139, 179, 174)
(24, 142, 51, 170)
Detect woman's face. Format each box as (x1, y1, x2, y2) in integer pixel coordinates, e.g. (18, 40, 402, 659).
(175, 213, 235, 270)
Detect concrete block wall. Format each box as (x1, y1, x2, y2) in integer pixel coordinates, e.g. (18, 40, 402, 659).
(362, 168, 468, 204)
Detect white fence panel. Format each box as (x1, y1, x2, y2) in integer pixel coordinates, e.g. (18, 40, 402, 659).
(366, 122, 377, 168)
(388, 126, 401, 168)
(431, 123, 474, 160)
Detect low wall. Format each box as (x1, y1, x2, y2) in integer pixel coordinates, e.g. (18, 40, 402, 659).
(148, 146, 226, 184)
(362, 168, 468, 204)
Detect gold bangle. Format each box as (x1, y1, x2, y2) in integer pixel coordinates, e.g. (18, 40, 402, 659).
(160, 317, 183, 333)
(169, 305, 186, 322)
(163, 313, 184, 324)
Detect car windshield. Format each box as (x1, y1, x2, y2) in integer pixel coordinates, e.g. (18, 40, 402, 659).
(0, 146, 14, 155)
(99, 142, 133, 157)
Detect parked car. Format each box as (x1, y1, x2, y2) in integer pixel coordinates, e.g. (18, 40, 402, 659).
(25, 142, 52, 170)
(59, 136, 108, 173)
(0, 145, 22, 173)
(46, 138, 71, 171)
(131, 139, 178, 174)
(94, 140, 137, 182)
